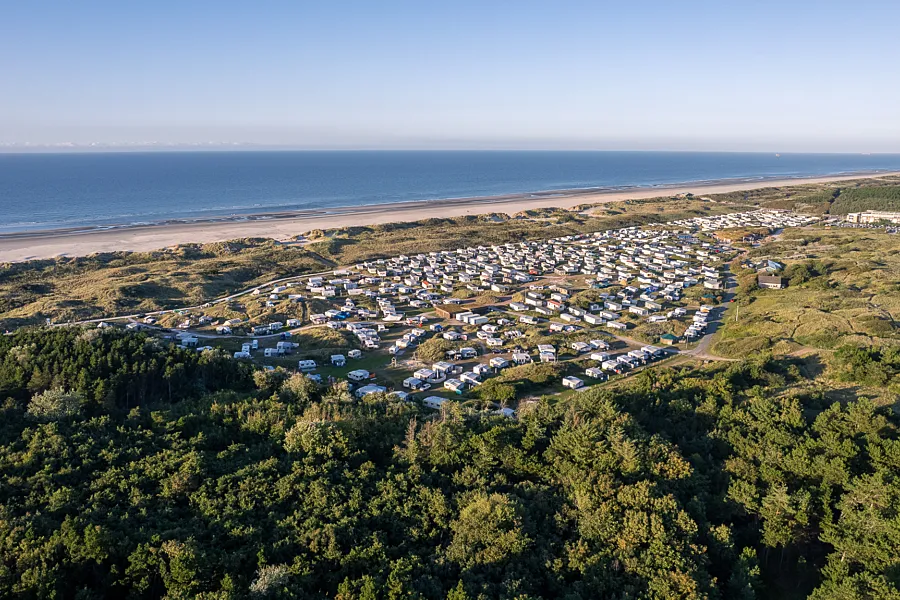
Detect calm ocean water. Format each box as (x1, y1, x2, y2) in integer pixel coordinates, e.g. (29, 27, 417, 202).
(1, 151, 899, 233)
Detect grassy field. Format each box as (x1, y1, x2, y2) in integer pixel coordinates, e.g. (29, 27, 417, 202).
(711, 227, 900, 396)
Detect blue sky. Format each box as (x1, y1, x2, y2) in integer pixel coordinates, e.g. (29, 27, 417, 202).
(2, 0, 899, 151)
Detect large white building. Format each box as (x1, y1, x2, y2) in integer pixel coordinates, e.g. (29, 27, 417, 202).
(845, 211, 900, 224)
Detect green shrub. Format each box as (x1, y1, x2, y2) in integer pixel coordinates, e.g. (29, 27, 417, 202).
(26, 387, 83, 422)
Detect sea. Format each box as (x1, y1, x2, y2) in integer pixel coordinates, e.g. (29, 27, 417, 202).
(1, 150, 899, 234)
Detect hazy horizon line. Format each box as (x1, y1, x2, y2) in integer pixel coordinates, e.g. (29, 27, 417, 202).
(1, 144, 898, 156)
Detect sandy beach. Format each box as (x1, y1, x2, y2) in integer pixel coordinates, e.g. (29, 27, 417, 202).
(1, 171, 897, 263)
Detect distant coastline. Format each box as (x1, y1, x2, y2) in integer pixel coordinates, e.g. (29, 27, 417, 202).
(2, 170, 898, 263)
(0, 169, 896, 239)
(0, 172, 821, 238)
(4, 150, 900, 236)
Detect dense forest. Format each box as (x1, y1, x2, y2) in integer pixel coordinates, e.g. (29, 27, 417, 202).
(705, 177, 900, 215)
(1, 329, 899, 599)
(829, 185, 900, 215)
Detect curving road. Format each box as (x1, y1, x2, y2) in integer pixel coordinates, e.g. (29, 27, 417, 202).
(53, 267, 343, 329)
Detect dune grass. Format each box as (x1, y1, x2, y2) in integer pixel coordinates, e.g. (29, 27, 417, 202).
(711, 228, 900, 359)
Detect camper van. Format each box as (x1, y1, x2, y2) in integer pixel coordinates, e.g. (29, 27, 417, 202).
(422, 396, 447, 410)
(347, 369, 370, 382)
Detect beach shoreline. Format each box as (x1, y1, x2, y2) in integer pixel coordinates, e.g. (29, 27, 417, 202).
(2, 170, 898, 262)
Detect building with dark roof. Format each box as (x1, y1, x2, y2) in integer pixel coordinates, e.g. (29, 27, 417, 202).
(758, 275, 788, 289)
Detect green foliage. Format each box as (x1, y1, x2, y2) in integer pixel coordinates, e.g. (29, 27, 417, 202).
(705, 177, 900, 215)
(831, 344, 900, 389)
(829, 185, 900, 215)
(1, 330, 900, 598)
(279, 372, 319, 403)
(0, 328, 255, 408)
(25, 386, 83, 422)
(491, 362, 569, 394)
(416, 337, 455, 362)
(284, 420, 349, 459)
(784, 260, 829, 286)
(476, 380, 517, 404)
(253, 368, 289, 395)
(445, 493, 531, 568)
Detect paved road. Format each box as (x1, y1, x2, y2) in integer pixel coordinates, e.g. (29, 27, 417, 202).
(600, 269, 737, 363)
(682, 273, 738, 361)
(124, 318, 323, 341)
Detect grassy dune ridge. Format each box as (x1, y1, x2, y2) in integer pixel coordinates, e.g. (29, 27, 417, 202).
(712, 228, 900, 399)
